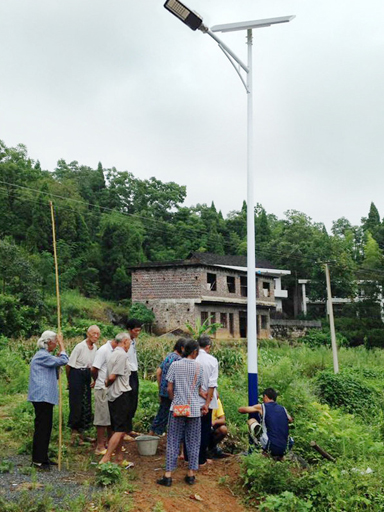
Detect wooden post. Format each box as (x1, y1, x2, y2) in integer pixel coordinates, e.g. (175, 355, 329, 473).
(310, 441, 336, 462)
(50, 201, 63, 471)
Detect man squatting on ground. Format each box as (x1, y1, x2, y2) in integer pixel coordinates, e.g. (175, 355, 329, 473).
(239, 387, 293, 458)
(126, 319, 142, 436)
(149, 338, 186, 436)
(99, 332, 133, 465)
(28, 331, 69, 470)
(208, 396, 228, 459)
(91, 335, 119, 455)
(66, 325, 99, 443)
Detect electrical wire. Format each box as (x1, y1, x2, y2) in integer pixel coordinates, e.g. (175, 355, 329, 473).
(0, 178, 381, 275)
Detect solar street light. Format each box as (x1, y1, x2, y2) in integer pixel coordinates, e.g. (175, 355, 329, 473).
(164, 1, 295, 407)
(164, 0, 204, 31)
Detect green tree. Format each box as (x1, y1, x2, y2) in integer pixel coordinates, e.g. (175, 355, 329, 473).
(99, 212, 144, 299)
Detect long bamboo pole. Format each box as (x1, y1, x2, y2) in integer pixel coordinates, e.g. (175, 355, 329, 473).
(49, 201, 63, 471)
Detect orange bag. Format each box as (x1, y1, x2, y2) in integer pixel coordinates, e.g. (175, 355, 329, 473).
(173, 404, 191, 417)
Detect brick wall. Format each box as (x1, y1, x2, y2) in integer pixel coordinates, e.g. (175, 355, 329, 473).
(132, 266, 276, 302)
(132, 267, 203, 301)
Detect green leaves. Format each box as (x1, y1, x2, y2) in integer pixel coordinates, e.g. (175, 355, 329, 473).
(96, 462, 122, 486)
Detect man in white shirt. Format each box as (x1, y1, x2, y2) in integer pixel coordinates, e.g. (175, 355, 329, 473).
(66, 325, 99, 443)
(126, 318, 142, 436)
(196, 335, 219, 465)
(99, 332, 132, 465)
(91, 336, 118, 455)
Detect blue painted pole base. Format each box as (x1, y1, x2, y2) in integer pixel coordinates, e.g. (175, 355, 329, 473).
(248, 372, 261, 427)
(248, 372, 258, 406)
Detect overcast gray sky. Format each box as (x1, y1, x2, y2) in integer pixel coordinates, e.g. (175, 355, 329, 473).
(1, 0, 383, 230)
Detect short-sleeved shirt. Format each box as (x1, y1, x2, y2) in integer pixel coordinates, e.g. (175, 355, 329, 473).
(212, 398, 225, 424)
(106, 347, 132, 402)
(92, 340, 114, 390)
(28, 349, 69, 405)
(127, 336, 138, 371)
(159, 352, 182, 397)
(166, 358, 203, 417)
(68, 339, 97, 369)
(196, 349, 219, 410)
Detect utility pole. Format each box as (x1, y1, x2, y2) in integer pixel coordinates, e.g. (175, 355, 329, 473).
(324, 263, 339, 374)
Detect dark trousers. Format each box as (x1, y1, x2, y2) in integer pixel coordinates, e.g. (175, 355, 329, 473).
(199, 409, 212, 464)
(150, 396, 172, 435)
(127, 371, 139, 431)
(32, 402, 54, 464)
(68, 368, 92, 431)
(184, 409, 212, 465)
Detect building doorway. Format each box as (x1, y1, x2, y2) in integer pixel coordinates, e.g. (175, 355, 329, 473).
(239, 311, 247, 338)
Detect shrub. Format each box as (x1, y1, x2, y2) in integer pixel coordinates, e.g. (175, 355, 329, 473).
(137, 335, 173, 380)
(260, 491, 312, 512)
(129, 302, 155, 327)
(96, 462, 122, 486)
(212, 345, 245, 376)
(134, 380, 159, 432)
(301, 329, 348, 348)
(0, 348, 29, 394)
(241, 453, 297, 496)
(316, 370, 379, 414)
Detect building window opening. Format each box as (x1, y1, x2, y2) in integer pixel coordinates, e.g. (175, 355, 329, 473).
(240, 276, 247, 297)
(210, 312, 216, 324)
(227, 276, 236, 293)
(201, 311, 208, 324)
(262, 281, 270, 297)
(207, 273, 217, 291)
(220, 313, 227, 329)
(229, 313, 234, 336)
(261, 315, 268, 330)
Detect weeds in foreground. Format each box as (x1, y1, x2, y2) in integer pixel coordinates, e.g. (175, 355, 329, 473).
(96, 462, 122, 486)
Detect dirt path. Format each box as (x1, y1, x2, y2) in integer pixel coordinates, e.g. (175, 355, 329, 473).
(122, 437, 248, 512)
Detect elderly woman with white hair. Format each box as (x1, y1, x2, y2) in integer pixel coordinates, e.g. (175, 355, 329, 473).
(27, 330, 68, 470)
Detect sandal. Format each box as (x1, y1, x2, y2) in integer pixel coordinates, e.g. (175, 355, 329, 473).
(120, 460, 134, 468)
(184, 475, 195, 485)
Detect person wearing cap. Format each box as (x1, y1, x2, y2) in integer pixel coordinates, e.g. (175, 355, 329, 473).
(27, 330, 69, 470)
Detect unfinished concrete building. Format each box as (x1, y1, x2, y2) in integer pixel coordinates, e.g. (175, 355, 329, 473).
(131, 252, 290, 339)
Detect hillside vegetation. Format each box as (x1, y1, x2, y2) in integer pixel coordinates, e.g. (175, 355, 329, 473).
(2, 139, 384, 347)
(1, 332, 384, 511)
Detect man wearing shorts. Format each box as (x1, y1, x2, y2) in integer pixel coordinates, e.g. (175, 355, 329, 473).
(238, 387, 293, 459)
(99, 333, 133, 465)
(91, 336, 119, 455)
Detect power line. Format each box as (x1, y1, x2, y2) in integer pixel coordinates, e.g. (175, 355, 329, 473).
(1, 178, 382, 275)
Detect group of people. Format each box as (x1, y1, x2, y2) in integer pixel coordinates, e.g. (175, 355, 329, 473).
(27, 324, 293, 483)
(27, 320, 142, 470)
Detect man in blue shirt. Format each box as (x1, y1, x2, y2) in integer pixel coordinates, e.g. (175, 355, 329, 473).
(239, 387, 293, 459)
(149, 338, 186, 436)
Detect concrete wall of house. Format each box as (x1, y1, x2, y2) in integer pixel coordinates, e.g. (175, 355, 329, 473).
(132, 267, 275, 338)
(141, 299, 197, 335)
(132, 267, 276, 302)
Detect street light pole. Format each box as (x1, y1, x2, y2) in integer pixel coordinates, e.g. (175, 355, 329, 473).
(163, 0, 294, 406)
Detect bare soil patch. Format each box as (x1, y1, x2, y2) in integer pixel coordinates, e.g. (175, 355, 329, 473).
(120, 436, 248, 512)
